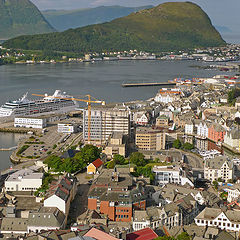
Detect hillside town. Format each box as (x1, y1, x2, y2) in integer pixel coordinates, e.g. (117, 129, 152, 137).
(1, 73, 240, 240)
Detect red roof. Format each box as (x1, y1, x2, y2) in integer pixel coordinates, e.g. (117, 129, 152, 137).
(84, 227, 119, 240)
(127, 228, 158, 240)
(92, 158, 103, 168)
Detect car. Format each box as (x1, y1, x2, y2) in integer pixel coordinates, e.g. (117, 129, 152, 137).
(88, 180, 93, 185)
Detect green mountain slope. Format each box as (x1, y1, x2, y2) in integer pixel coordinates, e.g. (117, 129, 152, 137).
(0, 0, 55, 40)
(42, 5, 154, 31)
(4, 2, 225, 52)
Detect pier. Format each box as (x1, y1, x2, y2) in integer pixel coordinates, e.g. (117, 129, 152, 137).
(122, 82, 176, 88)
(0, 146, 17, 151)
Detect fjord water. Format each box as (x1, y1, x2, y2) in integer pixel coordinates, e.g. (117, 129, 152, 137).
(0, 60, 235, 170)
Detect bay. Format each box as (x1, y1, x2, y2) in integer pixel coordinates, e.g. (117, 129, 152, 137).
(0, 60, 236, 170)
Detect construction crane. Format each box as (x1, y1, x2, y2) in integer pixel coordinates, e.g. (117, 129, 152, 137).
(32, 93, 105, 143)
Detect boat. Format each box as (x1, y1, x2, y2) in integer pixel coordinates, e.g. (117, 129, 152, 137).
(0, 90, 77, 118)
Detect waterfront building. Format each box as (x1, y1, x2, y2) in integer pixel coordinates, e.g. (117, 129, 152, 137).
(154, 88, 181, 104)
(57, 123, 78, 133)
(224, 129, 240, 150)
(83, 106, 130, 145)
(14, 117, 47, 129)
(4, 167, 43, 192)
(197, 122, 210, 138)
(195, 207, 240, 232)
(204, 156, 234, 182)
(135, 127, 166, 151)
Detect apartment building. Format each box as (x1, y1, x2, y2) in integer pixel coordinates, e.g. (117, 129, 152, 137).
(135, 127, 166, 151)
(208, 123, 226, 143)
(83, 106, 130, 145)
(156, 115, 169, 127)
(195, 207, 240, 232)
(88, 169, 148, 222)
(204, 156, 234, 182)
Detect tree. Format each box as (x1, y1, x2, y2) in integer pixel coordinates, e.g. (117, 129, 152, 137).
(129, 152, 146, 167)
(113, 154, 125, 165)
(173, 139, 181, 149)
(176, 232, 191, 240)
(213, 180, 218, 190)
(183, 142, 194, 150)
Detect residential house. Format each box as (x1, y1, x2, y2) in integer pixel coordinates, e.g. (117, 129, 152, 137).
(223, 184, 240, 203)
(156, 115, 169, 127)
(0, 218, 28, 235)
(204, 156, 234, 182)
(224, 129, 240, 149)
(27, 207, 66, 233)
(84, 227, 119, 240)
(197, 122, 210, 138)
(87, 158, 104, 174)
(185, 120, 195, 135)
(195, 207, 240, 232)
(44, 174, 77, 216)
(127, 228, 158, 240)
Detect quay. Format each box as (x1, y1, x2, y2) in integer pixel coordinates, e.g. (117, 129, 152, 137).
(0, 146, 17, 151)
(122, 82, 176, 87)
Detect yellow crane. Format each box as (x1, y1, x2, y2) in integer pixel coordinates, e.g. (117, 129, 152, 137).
(32, 93, 105, 143)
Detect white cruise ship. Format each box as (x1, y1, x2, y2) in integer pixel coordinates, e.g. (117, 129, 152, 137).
(0, 90, 77, 118)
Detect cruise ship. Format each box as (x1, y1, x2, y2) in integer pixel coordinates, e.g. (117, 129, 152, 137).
(0, 90, 77, 118)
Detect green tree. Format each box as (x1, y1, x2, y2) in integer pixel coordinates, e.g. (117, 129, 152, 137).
(213, 180, 218, 190)
(113, 154, 125, 165)
(173, 139, 182, 149)
(176, 232, 191, 240)
(129, 152, 147, 167)
(183, 142, 194, 150)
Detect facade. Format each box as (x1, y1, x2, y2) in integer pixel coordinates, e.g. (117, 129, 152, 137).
(44, 174, 77, 216)
(156, 115, 169, 127)
(83, 107, 130, 145)
(197, 122, 209, 138)
(224, 129, 240, 149)
(134, 113, 149, 125)
(4, 168, 43, 192)
(208, 123, 226, 143)
(223, 185, 240, 203)
(185, 121, 195, 135)
(135, 127, 166, 151)
(88, 169, 147, 222)
(14, 117, 47, 129)
(204, 156, 234, 182)
(153, 165, 194, 186)
(195, 208, 240, 232)
(58, 123, 78, 133)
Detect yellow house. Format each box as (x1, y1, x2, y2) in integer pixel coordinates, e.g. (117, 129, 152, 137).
(87, 158, 103, 174)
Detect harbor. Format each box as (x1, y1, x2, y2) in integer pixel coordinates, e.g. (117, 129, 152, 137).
(122, 82, 176, 87)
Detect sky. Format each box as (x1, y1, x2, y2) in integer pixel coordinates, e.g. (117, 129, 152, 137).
(31, 0, 240, 41)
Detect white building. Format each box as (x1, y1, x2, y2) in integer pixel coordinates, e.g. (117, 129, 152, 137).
(195, 208, 240, 232)
(204, 156, 234, 182)
(44, 174, 77, 216)
(223, 184, 240, 203)
(197, 122, 209, 138)
(152, 165, 193, 186)
(14, 117, 47, 129)
(58, 123, 78, 133)
(4, 167, 43, 192)
(224, 129, 240, 149)
(185, 121, 195, 135)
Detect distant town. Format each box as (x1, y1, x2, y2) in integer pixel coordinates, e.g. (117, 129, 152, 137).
(1, 44, 240, 73)
(1, 69, 240, 240)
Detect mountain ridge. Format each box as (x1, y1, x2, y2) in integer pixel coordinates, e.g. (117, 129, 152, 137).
(4, 2, 226, 52)
(0, 0, 55, 40)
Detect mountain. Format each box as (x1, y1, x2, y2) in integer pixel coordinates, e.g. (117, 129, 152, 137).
(42, 5, 154, 31)
(0, 0, 55, 40)
(4, 2, 226, 53)
(215, 25, 232, 34)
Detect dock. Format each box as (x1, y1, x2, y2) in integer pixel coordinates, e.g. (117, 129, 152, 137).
(122, 82, 176, 88)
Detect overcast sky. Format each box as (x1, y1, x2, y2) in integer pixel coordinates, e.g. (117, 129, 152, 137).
(31, 0, 239, 33)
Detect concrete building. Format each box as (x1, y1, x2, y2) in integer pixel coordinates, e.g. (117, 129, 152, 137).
(103, 132, 127, 159)
(14, 117, 47, 129)
(88, 169, 149, 222)
(224, 129, 240, 149)
(83, 106, 130, 145)
(4, 167, 43, 192)
(223, 184, 240, 203)
(58, 123, 78, 133)
(197, 122, 210, 138)
(156, 115, 169, 127)
(135, 127, 166, 151)
(154, 88, 181, 104)
(152, 165, 194, 186)
(208, 123, 226, 143)
(204, 156, 234, 182)
(195, 207, 240, 232)
(185, 120, 195, 135)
